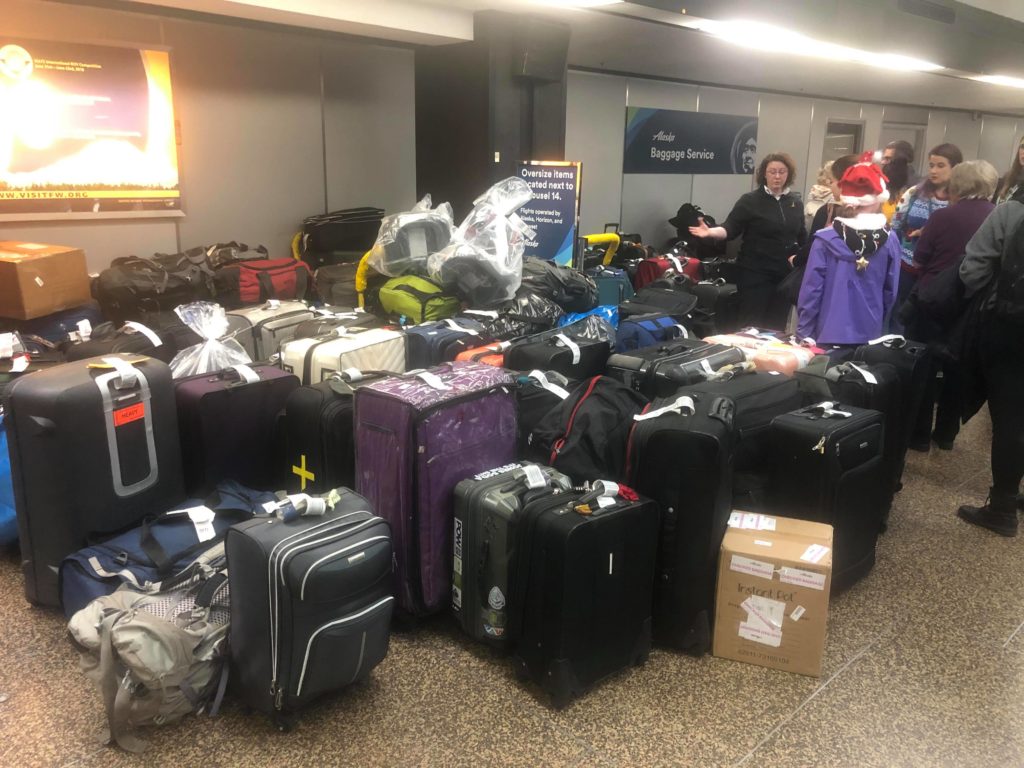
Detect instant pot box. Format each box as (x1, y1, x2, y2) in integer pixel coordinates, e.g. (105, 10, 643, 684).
(713, 512, 833, 677)
(0, 242, 91, 320)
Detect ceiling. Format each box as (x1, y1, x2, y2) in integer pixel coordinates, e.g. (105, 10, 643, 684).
(113, 0, 1024, 116)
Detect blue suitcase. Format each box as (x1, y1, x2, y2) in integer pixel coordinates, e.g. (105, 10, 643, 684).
(587, 266, 634, 306)
(0, 411, 16, 547)
(616, 313, 691, 352)
(403, 319, 489, 369)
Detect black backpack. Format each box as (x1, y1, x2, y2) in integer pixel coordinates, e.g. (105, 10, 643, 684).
(995, 197, 1024, 323)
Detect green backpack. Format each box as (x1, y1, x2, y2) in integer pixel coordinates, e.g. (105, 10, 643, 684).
(378, 275, 461, 324)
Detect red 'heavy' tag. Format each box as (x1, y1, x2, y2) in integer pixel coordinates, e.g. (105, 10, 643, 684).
(113, 402, 145, 427)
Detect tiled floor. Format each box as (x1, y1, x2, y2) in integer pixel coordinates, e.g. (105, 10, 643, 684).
(1, 412, 1021, 767)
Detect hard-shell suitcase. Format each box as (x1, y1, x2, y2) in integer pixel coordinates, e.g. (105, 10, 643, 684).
(354, 362, 518, 617)
(767, 402, 886, 590)
(403, 319, 489, 370)
(505, 334, 610, 379)
(279, 328, 406, 385)
(225, 301, 315, 361)
(0, 409, 18, 547)
(606, 339, 747, 398)
(586, 266, 635, 305)
(5, 355, 185, 607)
(626, 392, 737, 654)
(510, 486, 659, 707)
(283, 371, 389, 495)
(174, 363, 299, 495)
(691, 279, 740, 334)
(226, 489, 394, 724)
(451, 462, 574, 645)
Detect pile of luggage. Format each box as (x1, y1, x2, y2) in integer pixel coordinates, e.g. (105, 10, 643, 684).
(0, 182, 933, 749)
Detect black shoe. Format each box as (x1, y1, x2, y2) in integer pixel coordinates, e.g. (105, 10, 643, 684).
(958, 499, 1019, 537)
(908, 438, 931, 452)
(933, 437, 955, 451)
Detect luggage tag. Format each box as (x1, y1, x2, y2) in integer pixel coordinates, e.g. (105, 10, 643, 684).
(74, 319, 93, 342)
(525, 370, 569, 400)
(0, 333, 14, 359)
(123, 321, 163, 347)
(673, 324, 690, 339)
(416, 371, 451, 390)
(100, 356, 140, 388)
(633, 395, 696, 421)
(867, 333, 905, 346)
(165, 505, 218, 542)
(230, 364, 261, 384)
(847, 363, 877, 385)
(261, 493, 328, 522)
(552, 334, 581, 364)
(808, 401, 853, 419)
(10, 355, 29, 373)
(521, 464, 549, 489)
(462, 310, 499, 319)
(266, 299, 281, 310)
(667, 255, 685, 274)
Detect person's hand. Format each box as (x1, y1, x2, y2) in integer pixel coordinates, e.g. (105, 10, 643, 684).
(688, 217, 711, 239)
(788, 254, 796, 267)
(907, 229, 922, 239)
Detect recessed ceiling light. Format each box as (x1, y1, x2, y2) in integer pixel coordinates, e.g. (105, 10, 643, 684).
(973, 74, 1024, 89)
(688, 19, 944, 73)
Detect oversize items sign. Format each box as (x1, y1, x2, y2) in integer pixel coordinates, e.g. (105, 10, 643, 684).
(516, 161, 581, 266)
(624, 107, 758, 175)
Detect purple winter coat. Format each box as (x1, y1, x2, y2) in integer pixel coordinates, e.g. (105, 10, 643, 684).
(797, 225, 901, 345)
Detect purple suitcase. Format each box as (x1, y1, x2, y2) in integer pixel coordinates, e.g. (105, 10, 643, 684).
(354, 362, 517, 617)
(174, 363, 299, 495)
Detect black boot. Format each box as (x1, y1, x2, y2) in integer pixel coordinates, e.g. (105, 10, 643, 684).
(958, 490, 1019, 537)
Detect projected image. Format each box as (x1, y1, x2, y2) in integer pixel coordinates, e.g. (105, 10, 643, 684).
(0, 38, 181, 216)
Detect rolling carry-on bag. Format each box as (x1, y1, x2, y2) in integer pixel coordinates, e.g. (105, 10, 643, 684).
(691, 279, 741, 334)
(606, 339, 747, 398)
(626, 391, 737, 654)
(586, 266, 634, 305)
(62, 320, 196, 364)
(279, 327, 406, 385)
(5, 355, 185, 607)
(509, 484, 659, 707)
(225, 301, 316, 361)
(227, 488, 394, 725)
(504, 333, 610, 379)
(354, 363, 518, 617)
(403, 319, 490, 369)
(451, 462, 573, 645)
(618, 286, 699, 320)
(174, 363, 299, 495)
(0, 408, 18, 547)
(283, 370, 390, 495)
(633, 254, 701, 290)
(766, 402, 886, 590)
(454, 341, 508, 367)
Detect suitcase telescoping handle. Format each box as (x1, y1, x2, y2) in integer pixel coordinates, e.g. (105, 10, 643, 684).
(803, 401, 853, 419)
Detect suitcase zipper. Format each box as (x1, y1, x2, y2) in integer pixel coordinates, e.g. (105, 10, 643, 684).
(549, 376, 600, 463)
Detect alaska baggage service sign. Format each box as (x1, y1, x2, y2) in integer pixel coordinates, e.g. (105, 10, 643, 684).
(624, 107, 758, 175)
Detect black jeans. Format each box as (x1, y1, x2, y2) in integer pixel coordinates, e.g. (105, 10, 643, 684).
(981, 315, 1024, 498)
(737, 269, 789, 331)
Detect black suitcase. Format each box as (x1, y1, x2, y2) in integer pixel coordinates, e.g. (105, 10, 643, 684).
(767, 402, 886, 591)
(606, 338, 747, 398)
(283, 371, 389, 495)
(62, 320, 195, 365)
(691, 279, 741, 334)
(797, 357, 904, 523)
(451, 462, 574, 646)
(618, 286, 698, 319)
(174, 363, 299, 495)
(509, 486, 659, 707)
(226, 488, 393, 725)
(505, 334, 610, 379)
(625, 391, 737, 654)
(5, 355, 185, 607)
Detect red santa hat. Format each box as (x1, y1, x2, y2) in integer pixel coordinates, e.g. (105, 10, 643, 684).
(838, 152, 890, 206)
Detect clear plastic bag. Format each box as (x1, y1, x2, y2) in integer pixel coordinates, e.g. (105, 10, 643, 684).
(428, 178, 536, 306)
(169, 302, 251, 378)
(366, 195, 455, 277)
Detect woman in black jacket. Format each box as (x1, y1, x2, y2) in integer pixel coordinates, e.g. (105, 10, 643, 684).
(689, 152, 806, 328)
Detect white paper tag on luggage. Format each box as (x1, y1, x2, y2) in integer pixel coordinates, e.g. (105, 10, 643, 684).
(633, 395, 696, 421)
(596, 495, 616, 509)
(848, 363, 877, 385)
(790, 605, 806, 621)
(868, 334, 903, 345)
(231, 364, 260, 384)
(553, 334, 581, 364)
(667, 255, 684, 273)
(0, 333, 13, 359)
(674, 324, 690, 339)
(76, 319, 93, 341)
(332, 326, 349, 336)
(522, 464, 548, 489)
(527, 370, 569, 400)
(416, 371, 451, 390)
(10, 355, 29, 372)
(123, 321, 163, 347)
(102, 356, 139, 387)
(700, 358, 714, 375)
(730, 554, 775, 580)
(779, 567, 827, 591)
(184, 506, 217, 542)
(800, 543, 830, 564)
(342, 368, 364, 382)
(462, 310, 498, 318)
(267, 299, 281, 309)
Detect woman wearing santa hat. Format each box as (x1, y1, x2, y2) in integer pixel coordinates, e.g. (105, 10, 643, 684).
(796, 153, 902, 350)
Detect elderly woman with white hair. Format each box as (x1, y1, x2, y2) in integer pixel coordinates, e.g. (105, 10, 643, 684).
(907, 159, 1000, 453)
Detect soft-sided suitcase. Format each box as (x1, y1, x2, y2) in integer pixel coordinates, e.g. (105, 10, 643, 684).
(586, 266, 635, 305)
(403, 319, 489, 370)
(283, 371, 389, 495)
(767, 402, 886, 590)
(10, 302, 103, 345)
(0, 409, 18, 547)
(515, 371, 573, 453)
(5, 355, 185, 607)
(690, 279, 740, 334)
(313, 263, 360, 307)
(63, 320, 196, 364)
(174, 363, 299, 495)
(618, 286, 699, 320)
(510, 486, 659, 707)
(625, 391, 737, 653)
(633, 254, 701, 290)
(214, 257, 315, 308)
(451, 462, 574, 645)
(279, 328, 406, 385)
(226, 489, 394, 725)
(225, 301, 316, 361)
(454, 341, 507, 367)
(615, 313, 691, 353)
(505, 333, 610, 379)
(606, 339, 747, 398)
(58, 481, 275, 617)
(354, 363, 518, 617)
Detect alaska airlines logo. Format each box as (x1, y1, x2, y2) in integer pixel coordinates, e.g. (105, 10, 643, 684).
(653, 130, 676, 142)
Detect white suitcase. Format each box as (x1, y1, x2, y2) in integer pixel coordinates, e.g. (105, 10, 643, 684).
(279, 328, 407, 384)
(226, 301, 316, 361)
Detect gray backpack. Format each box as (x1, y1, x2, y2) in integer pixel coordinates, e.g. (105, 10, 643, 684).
(68, 543, 230, 753)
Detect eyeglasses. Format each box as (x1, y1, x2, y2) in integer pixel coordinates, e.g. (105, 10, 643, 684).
(766, 169, 789, 176)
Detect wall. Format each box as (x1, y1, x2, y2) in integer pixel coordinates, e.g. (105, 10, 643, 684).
(0, 0, 417, 272)
(566, 70, 1023, 247)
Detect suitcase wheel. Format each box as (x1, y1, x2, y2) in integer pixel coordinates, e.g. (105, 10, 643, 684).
(634, 649, 650, 667)
(273, 712, 297, 733)
(513, 658, 530, 682)
(549, 689, 572, 710)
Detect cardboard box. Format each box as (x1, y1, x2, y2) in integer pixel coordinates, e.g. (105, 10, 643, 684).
(0, 242, 91, 320)
(713, 512, 833, 677)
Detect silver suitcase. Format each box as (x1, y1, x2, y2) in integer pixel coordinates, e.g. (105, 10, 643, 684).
(226, 301, 315, 361)
(279, 328, 407, 385)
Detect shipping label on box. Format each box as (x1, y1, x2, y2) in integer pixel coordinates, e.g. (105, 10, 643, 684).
(714, 514, 833, 677)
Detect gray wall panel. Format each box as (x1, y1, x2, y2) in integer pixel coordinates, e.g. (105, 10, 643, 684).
(978, 117, 1022, 172)
(621, 174, 692, 248)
